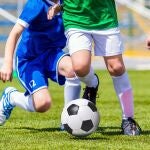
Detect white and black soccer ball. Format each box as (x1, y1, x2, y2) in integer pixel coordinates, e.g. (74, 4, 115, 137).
(61, 98, 100, 137)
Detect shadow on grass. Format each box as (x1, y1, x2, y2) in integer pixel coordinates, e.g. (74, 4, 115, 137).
(15, 126, 120, 134)
(140, 130, 150, 135)
(96, 126, 122, 136)
(70, 136, 108, 140)
(14, 126, 108, 140)
(97, 126, 150, 136)
(14, 126, 150, 136)
(14, 126, 61, 132)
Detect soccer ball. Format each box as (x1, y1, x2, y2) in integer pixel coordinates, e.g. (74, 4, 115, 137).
(61, 98, 100, 137)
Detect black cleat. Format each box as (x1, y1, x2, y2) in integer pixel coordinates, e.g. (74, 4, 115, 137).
(121, 117, 142, 136)
(82, 74, 99, 105)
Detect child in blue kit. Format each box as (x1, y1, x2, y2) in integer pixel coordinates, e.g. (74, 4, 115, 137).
(0, 0, 81, 125)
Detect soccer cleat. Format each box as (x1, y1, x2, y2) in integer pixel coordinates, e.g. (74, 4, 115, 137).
(121, 117, 142, 136)
(0, 87, 17, 126)
(82, 74, 99, 105)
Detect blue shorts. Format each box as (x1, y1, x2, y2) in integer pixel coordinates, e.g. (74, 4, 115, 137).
(16, 48, 67, 95)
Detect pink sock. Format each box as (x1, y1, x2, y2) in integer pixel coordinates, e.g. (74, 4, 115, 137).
(119, 88, 134, 119)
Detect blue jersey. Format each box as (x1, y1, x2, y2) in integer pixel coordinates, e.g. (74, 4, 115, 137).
(15, 0, 67, 94)
(16, 0, 66, 59)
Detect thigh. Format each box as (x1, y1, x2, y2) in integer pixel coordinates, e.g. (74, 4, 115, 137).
(16, 56, 48, 95)
(45, 49, 67, 85)
(58, 55, 75, 78)
(65, 29, 93, 55)
(71, 50, 91, 70)
(93, 32, 124, 56)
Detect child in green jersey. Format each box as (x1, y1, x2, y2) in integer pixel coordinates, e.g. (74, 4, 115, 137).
(48, 0, 141, 135)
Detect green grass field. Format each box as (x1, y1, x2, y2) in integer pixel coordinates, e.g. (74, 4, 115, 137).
(0, 70, 150, 150)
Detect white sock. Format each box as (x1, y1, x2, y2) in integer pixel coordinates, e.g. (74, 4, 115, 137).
(64, 77, 81, 105)
(10, 91, 35, 112)
(112, 72, 134, 119)
(78, 67, 98, 88)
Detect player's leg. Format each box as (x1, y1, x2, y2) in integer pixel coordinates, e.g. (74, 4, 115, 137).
(58, 53, 98, 130)
(51, 51, 81, 130)
(104, 54, 141, 135)
(104, 54, 134, 118)
(65, 29, 99, 104)
(16, 56, 52, 113)
(32, 88, 52, 112)
(58, 55, 81, 105)
(0, 87, 51, 126)
(100, 31, 141, 135)
(0, 56, 52, 125)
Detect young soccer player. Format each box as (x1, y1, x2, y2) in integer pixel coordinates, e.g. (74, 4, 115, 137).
(48, 0, 141, 135)
(0, 0, 81, 126)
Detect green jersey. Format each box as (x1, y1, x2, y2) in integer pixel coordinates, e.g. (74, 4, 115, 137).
(63, 0, 118, 30)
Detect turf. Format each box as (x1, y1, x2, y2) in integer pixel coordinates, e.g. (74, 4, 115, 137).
(0, 70, 150, 150)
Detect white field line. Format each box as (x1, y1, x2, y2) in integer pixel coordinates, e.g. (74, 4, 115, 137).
(0, 7, 17, 23)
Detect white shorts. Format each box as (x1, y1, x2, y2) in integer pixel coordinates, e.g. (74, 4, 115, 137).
(65, 28, 124, 56)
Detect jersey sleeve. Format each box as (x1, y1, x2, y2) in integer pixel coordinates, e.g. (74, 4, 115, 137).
(17, 0, 43, 28)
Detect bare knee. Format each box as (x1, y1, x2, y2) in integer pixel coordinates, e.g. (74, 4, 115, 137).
(59, 58, 90, 77)
(104, 55, 126, 76)
(58, 56, 76, 78)
(71, 50, 91, 77)
(73, 63, 90, 77)
(107, 63, 125, 76)
(33, 90, 52, 112)
(65, 65, 76, 78)
(35, 98, 51, 113)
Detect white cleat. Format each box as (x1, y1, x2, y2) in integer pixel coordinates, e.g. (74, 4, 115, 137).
(0, 87, 17, 126)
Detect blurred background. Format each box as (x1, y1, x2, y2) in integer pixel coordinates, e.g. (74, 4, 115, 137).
(0, 0, 150, 70)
